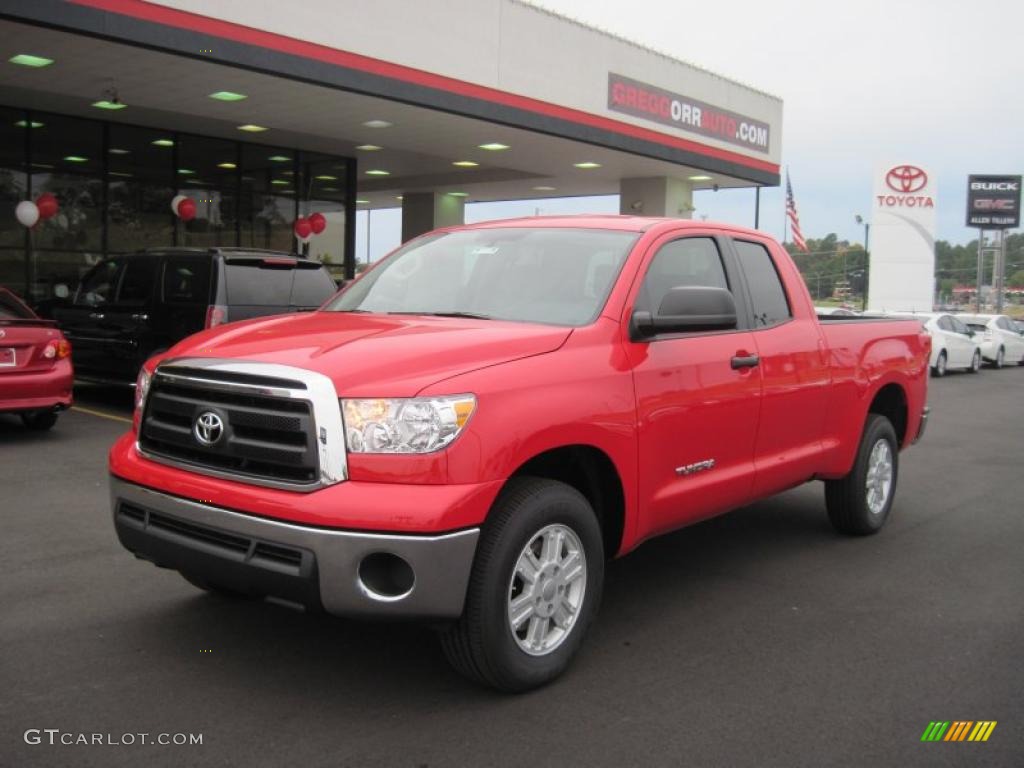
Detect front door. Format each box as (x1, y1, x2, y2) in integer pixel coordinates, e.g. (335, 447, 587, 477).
(625, 233, 762, 540)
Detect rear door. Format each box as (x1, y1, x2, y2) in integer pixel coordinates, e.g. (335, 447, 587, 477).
(729, 236, 831, 497)
(155, 254, 213, 348)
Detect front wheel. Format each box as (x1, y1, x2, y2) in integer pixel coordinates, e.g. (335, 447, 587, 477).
(969, 349, 982, 373)
(994, 347, 1005, 368)
(440, 477, 604, 692)
(825, 414, 899, 536)
(931, 351, 947, 377)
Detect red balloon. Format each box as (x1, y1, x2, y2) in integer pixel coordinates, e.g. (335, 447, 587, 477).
(293, 217, 312, 239)
(176, 197, 196, 222)
(36, 192, 59, 220)
(308, 212, 326, 235)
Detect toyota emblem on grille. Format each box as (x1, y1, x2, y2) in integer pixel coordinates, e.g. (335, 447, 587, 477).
(193, 411, 224, 446)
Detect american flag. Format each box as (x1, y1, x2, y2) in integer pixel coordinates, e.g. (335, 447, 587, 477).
(786, 172, 809, 253)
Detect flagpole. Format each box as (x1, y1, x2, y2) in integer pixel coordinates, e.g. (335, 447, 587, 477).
(783, 169, 789, 245)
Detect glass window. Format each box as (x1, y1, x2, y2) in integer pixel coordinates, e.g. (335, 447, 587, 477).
(116, 258, 157, 305)
(302, 154, 349, 276)
(162, 256, 212, 304)
(107, 123, 175, 253)
(637, 237, 728, 315)
(1, 108, 28, 252)
(75, 259, 122, 307)
(0, 287, 34, 319)
(733, 240, 792, 328)
(327, 228, 638, 326)
(224, 260, 295, 306)
(239, 143, 295, 253)
(291, 264, 337, 306)
(178, 134, 238, 248)
(937, 316, 952, 331)
(950, 317, 969, 335)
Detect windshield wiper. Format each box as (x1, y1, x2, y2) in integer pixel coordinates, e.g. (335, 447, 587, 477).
(388, 311, 493, 320)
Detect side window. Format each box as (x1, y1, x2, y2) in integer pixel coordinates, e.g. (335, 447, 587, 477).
(733, 240, 792, 328)
(996, 317, 1012, 331)
(937, 316, 952, 331)
(117, 259, 158, 306)
(950, 318, 968, 335)
(74, 260, 122, 307)
(162, 257, 212, 304)
(638, 237, 728, 315)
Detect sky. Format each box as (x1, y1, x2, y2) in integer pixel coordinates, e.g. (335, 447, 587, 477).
(356, 0, 1024, 261)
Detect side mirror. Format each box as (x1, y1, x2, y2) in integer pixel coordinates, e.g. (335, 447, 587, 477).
(632, 286, 738, 339)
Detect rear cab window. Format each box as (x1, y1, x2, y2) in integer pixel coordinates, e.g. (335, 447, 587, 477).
(732, 240, 792, 328)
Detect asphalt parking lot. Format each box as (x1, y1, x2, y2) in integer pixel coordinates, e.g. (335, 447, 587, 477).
(2, 370, 1022, 767)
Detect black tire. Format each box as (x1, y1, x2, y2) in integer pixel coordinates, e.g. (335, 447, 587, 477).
(931, 351, 947, 377)
(20, 410, 58, 431)
(180, 572, 257, 599)
(969, 350, 982, 373)
(994, 347, 1005, 369)
(440, 477, 604, 693)
(825, 414, 899, 536)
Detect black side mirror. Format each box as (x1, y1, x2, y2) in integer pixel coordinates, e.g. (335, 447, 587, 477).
(632, 286, 738, 339)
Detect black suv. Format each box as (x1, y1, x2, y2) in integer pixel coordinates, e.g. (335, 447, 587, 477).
(54, 248, 338, 383)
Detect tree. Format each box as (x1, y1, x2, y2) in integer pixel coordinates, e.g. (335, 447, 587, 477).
(1009, 270, 1024, 289)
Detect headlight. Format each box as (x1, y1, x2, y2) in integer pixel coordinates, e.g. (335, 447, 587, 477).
(341, 395, 476, 454)
(135, 368, 151, 414)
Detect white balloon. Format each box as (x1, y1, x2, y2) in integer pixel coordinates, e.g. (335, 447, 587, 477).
(170, 195, 186, 214)
(16, 200, 39, 228)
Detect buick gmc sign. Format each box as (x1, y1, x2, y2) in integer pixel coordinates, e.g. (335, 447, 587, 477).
(607, 73, 771, 153)
(966, 175, 1021, 228)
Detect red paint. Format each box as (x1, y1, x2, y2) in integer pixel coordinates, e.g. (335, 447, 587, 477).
(0, 288, 74, 413)
(66, 0, 778, 176)
(108, 217, 929, 557)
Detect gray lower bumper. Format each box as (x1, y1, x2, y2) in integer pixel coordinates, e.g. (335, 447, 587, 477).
(110, 477, 479, 619)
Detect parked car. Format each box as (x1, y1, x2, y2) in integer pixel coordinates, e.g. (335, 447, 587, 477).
(955, 313, 1024, 368)
(815, 306, 859, 316)
(890, 313, 982, 376)
(109, 217, 930, 692)
(0, 286, 73, 430)
(54, 248, 338, 384)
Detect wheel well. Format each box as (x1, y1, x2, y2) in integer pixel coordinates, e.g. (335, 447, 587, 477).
(510, 445, 625, 558)
(869, 384, 908, 446)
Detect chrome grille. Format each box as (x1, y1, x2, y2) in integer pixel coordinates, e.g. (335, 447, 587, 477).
(137, 359, 347, 491)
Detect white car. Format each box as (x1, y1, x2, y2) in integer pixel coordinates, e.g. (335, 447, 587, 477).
(956, 314, 1024, 368)
(891, 313, 983, 376)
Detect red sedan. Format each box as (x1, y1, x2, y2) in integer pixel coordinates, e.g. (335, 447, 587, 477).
(0, 286, 73, 430)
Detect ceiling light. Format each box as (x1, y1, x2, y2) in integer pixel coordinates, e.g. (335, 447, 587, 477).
(209, 91, 247, 101)
(452, 161, 479, 167)
(271, 179, 289, 185)
(447, 191, 469, 197)
(365, 169, 390, 176)
(237, 124, 268, 133)
(688, 175, 713, 181)
(217, 162, 237, 169)
(9, 54, 53, 68)
(268, 155, 290, 162)
(152, 139, 174, 147)
(355, 144, 382, 151)
(92, 100, 127, 111)
(395, 195, 403, 201)
(15, 120, 44, 128)
(478, 143, 509, 151)
(532, 185, 557, 191)
(108, 147, 130, 155)
(63, 156, 88, 163)
(355, 198, 369, 204)
(362, 120, 392, 128)
(573, 162, 601, 169)
(315, 174, 337, 181)
(177, 169, 195, 175)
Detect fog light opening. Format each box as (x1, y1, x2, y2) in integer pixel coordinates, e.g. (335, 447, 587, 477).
(357, 552, 415, 601)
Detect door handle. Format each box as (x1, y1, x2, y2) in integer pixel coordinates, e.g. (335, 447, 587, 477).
(731, 354, 760, 369)
(89, 312, 105, 320)
(131, 313, 149, 321)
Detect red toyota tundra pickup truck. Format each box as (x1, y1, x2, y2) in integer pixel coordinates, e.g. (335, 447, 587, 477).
(110, 216, 930, 691)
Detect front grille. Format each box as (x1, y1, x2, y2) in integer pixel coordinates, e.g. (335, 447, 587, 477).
(117, 502, 309, 575)
(138, 368, 320, 487)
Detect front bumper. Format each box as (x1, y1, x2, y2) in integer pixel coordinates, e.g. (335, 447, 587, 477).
(111, 476, 480, 619)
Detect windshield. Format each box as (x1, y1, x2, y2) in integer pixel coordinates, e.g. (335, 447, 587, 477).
(325, 227, 640, 326)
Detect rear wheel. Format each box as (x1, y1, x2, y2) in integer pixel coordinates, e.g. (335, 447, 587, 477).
(825, 414, 899, 536)
(932, 351, 947, 377)
(969, 349, 981, 373)
(20, 410, 58, 431)
(440, 477, 604, 692)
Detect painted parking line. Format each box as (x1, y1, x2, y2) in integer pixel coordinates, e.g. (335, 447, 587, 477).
(71, 406, 132, 424)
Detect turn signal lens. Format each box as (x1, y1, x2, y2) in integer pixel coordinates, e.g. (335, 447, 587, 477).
(57, 339, 71, 358)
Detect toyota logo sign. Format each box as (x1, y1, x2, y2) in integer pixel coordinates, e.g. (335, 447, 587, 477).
(193, 411, 224, 446)
(886, 165, 928, 194)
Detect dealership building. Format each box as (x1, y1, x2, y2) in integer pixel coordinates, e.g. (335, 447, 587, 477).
(0, 0, 782, 301)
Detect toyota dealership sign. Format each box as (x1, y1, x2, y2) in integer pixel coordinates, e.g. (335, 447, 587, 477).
(868, 163, 936, 313)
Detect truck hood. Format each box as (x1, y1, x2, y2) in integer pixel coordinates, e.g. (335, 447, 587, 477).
(163, 311, 572, 396)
